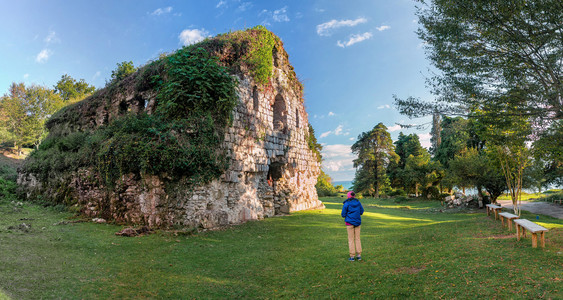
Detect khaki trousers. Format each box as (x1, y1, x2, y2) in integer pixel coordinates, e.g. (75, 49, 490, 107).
(346, 225, 362, 257)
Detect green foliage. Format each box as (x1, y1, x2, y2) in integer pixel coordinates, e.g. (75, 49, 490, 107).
(95, 113, 228, 187)
(388, 188, 406, 197)
(307, 123, 322, 162)
(156, 47, 237, 124)
(24, 130, 94, 190)
(352, 123, 398, 197)
(403, 151, 443, 197)
(198, 25, 284, 86)
(0, 177, 17, 202)
(25, 43, 238, 195)
(315, 169, 337, 197)
(54, 74, 96, 102)
(110, 61, 137, 84)
(0, 83, 65, 153)
(394, 132, 424, 168)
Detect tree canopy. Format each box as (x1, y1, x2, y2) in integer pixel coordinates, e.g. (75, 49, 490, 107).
(54, 74, 96, 102)
(0, 83, 65, 153)
(351, 123, 398, 197)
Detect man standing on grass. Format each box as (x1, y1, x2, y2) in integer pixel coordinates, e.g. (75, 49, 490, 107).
(341, 191, 364, 262)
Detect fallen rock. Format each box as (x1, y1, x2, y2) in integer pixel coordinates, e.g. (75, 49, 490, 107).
(8, 223, 31, 233)
(92, 218, 107, 224)
(115, 226, 152, 237)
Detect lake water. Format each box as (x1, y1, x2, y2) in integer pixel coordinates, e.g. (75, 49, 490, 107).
(332, 181, 353, 191)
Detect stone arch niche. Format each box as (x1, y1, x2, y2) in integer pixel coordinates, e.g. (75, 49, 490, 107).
(273, 94, 287, 131)
(252, 85, 259, 112)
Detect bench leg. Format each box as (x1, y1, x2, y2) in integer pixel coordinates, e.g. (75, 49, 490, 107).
(487, 207, 490, 216)
(516, 225, 521, 241)
(532, 233, 538, 248)
(494, 210, 499, 220)
(540, 232, 545, 248)
(508, 219, 512, 231)
(500, 216, 505, 226)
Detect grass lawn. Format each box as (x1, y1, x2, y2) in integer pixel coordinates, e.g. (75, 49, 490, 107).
(0, 197, 562, 299)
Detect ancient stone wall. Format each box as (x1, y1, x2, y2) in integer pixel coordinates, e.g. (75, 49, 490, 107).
(19, 33, 323, 229)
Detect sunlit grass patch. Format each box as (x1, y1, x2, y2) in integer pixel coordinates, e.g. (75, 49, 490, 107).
(1, 196, 562, 298)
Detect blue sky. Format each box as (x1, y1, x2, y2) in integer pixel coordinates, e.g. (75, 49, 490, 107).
(0, 0, 434, 181)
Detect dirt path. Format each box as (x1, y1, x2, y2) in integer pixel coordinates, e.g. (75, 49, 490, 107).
(497, 200, 563, 219)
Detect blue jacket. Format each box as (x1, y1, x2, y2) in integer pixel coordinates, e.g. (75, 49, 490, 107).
(341, 198, 364, 226)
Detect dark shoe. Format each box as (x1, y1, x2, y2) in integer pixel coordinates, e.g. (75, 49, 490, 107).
(356, 255, 362, 261)
(348, 257, 355, 262)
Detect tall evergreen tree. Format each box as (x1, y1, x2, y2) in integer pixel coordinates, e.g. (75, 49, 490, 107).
(351, 123, 398, 197)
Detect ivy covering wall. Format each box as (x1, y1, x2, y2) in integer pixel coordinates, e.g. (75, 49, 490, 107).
(22, 26, 297, 204)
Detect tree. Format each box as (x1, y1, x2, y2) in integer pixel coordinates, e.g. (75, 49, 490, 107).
(0, 83, 65, 154)
(403, 150, 442, 197)
(446, 147, 507, 201)
(395, 0, 563, 162)
(315, 169, 337, 197)
(429, 111, 441, 155)
(110, 61, 137, 83)
(54, 74, 96, 102)
(394, 133, 424, 168)
(351, 123, 398, 197)
(388, 132, 425, 190)
(307, 123, 323, 163)
(399, 0, 563, 118)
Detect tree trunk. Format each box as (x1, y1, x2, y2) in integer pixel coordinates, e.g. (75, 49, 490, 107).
(374, 160, 379, 198)
(477, 184, 484, 200)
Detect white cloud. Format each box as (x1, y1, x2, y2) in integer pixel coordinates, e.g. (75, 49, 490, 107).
(336, 32, 372, 48)
(316, 17, 367, 36)
(216, 1, 227, 8)
(93, 71, 101, 80)
(349, 137, 355, 141)
(321, 144, 355, 173)
(320, 125, 347, 138)
(179, 28, 209, 46)
(151, 6, 173, 16)
(273, 6, 289, 22)
(328, 111, 335, 116)
(377, 104, 391, 109)
(418, 133, 432, 148)
(237, 2, 252, 12)
(35, 49, 52, 63)
(260, 6, 290, 25)
(376, 25, 391, 31)
(388, 125, 402, 132)
(320, 131, 332, 138)
(23, 73, 29, 79)
(334, 125, 343, 135)
(44, 31, 59, 44)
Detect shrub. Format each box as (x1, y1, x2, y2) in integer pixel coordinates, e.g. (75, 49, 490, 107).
(394, 196, 410, 203)
(426, 186, 441, 200)
(0, 177, 17, 202)
(389, 189, 406, 197)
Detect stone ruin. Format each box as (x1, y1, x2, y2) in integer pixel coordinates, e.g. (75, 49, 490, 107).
(18, 29, 324, 229)
(443, 193, 480, 208)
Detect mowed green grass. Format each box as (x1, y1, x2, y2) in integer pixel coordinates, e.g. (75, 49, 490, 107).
(0, 197, 561, 299)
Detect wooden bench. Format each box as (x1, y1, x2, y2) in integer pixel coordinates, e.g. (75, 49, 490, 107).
(486, 204, 502, 220)
(498, 212, 519, 231)
(513, 219, 548, 248)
